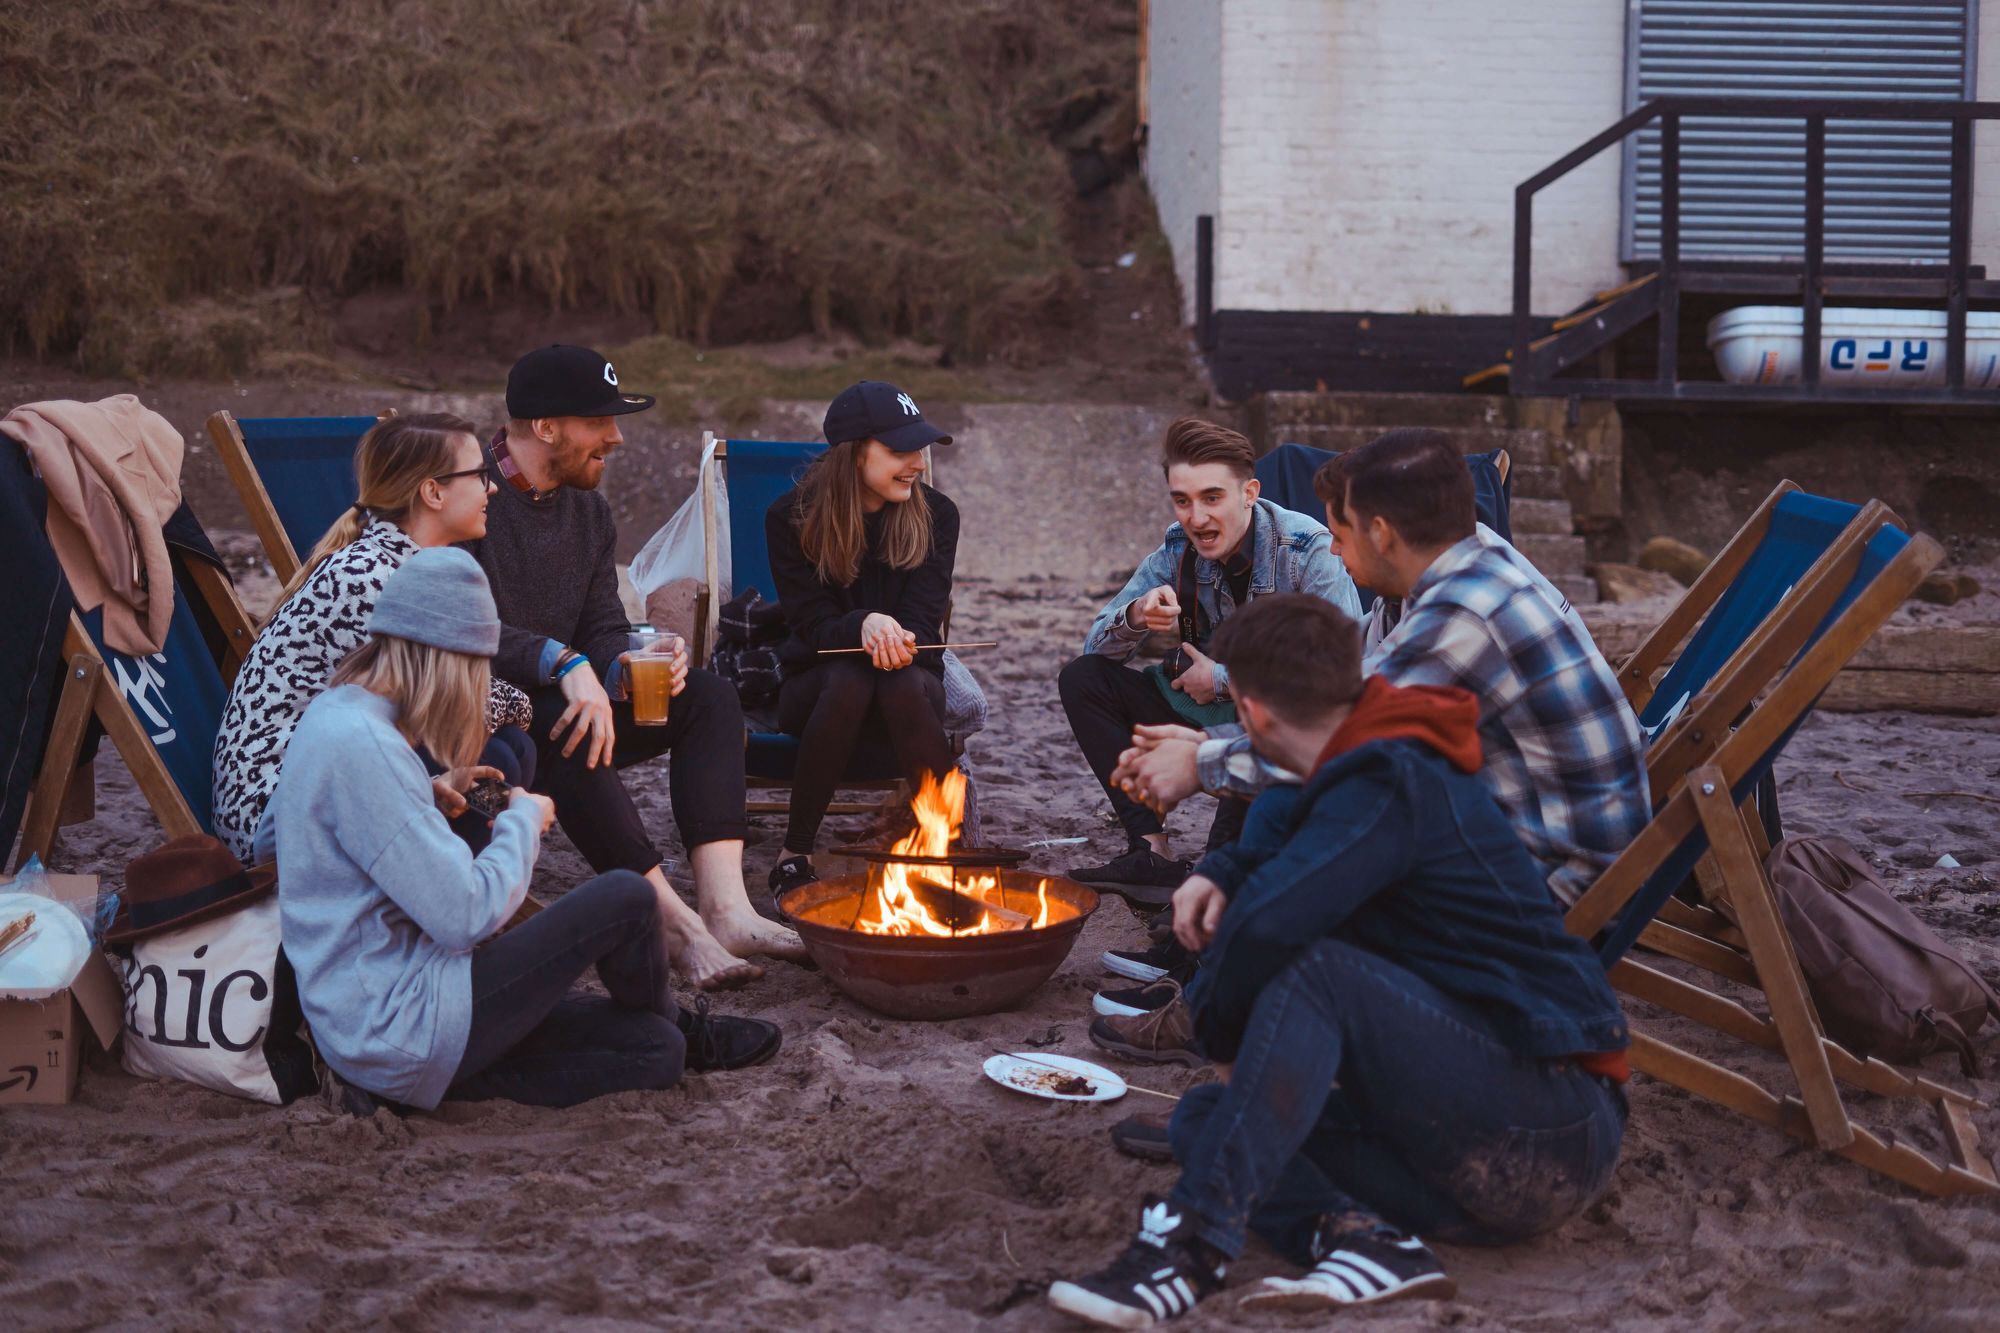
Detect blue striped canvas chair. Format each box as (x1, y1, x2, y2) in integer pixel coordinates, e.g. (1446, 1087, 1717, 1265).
(1561, 509, 1989, 1196)
(206, 412, 381, 582)
(16, 513, 257, 868)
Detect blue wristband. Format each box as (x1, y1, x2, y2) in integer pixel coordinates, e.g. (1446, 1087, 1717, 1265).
(554, 652, 589, 681)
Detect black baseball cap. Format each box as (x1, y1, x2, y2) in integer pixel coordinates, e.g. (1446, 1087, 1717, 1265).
(822, 380, 952, 453)
(506, 344, 656, 420)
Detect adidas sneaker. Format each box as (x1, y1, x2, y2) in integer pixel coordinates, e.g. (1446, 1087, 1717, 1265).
(1237, 1226, 1454, 1312)
(1047, 1195, 1226, 1328)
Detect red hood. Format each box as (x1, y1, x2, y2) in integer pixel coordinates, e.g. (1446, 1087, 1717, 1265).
(1313, 676, 1483, 775)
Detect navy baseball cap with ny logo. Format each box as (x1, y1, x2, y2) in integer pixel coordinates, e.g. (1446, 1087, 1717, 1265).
(822, 380, 953, 453)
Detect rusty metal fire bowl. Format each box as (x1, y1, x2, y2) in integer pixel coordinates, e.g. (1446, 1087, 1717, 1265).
(779, 871, 1101, 1020)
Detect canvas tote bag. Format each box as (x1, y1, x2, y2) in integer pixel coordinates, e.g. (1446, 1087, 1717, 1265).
(121, 896, 316, 1103)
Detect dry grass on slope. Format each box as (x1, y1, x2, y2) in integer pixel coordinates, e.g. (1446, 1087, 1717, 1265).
(0, 0, 1136, 377)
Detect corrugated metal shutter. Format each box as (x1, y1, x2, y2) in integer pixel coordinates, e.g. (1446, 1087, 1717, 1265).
(1623, 0, 1975, 262)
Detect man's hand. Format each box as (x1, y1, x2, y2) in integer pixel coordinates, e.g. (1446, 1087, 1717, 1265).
(1126, 585, 1182, 633)
(861, 612, 917, 671)
(552, 660, 617, 768)
(510, 788, 557, 833)
(431, 764, 504, 818)
(1130, 722, 1208, 751)
(664, 633, 690, 696)
(1172, 874, 1229, 953)
(1112, 737, 1203, 817)
(1170, 642, 1220, 705)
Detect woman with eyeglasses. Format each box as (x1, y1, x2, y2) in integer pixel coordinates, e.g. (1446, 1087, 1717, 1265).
(213, 412, 534, 864)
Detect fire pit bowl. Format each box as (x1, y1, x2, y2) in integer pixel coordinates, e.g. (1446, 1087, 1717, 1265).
(779, 871, 1100, 1020)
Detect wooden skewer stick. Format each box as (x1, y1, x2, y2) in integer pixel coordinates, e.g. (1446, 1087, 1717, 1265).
(0, 911, 38, 960)
(993, 1048, 1182, 1102)
(818, 641, 998, 655)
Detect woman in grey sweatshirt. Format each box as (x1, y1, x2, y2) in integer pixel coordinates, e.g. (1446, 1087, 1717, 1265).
(272, 549, 780, 1110)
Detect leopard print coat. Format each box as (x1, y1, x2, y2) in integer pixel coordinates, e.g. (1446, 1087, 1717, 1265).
(210, 520, 532, 860)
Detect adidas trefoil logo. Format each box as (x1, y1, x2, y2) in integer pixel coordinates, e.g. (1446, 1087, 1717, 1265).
(1138, 1201, 1181, 1247)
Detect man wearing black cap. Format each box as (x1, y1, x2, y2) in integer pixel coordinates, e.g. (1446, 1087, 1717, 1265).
(469, 344, 805, 989)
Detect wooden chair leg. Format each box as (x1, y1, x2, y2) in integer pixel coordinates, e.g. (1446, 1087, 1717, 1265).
(13, 653, 102, 870)
(1687, 763, 1853, 1150)
(92, 666, 202, 843)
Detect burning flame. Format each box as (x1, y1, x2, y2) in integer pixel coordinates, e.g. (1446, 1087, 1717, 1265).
(852, 770, 1056, 937)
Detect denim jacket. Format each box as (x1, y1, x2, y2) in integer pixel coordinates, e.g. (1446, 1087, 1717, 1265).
(1184, 737, 1630, 1066)
(1082, 498, 1360, 699)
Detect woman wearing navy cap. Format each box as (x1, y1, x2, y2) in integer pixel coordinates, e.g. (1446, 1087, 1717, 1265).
(763, 381, 960, 898)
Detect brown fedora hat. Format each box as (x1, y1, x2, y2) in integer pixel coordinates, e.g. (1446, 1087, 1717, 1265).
(104, 835, 276, 945)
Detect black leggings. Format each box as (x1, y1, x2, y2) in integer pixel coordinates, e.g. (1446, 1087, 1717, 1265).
(777, 660, 952, 855)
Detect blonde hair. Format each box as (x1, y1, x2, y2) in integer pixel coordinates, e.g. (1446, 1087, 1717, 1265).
(794, 439, 933, 586)
(266, 412, 479, 619)
(329, 634, 488, 772)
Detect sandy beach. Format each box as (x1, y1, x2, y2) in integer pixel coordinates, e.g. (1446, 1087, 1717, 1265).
(5, 401, 2000, 1330)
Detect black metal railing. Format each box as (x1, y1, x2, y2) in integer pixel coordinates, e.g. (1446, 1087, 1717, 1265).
(1513, 96, 2000, 403)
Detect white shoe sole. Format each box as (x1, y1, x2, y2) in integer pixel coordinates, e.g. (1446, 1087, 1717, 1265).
(1238, 1270, 1455, 1311)
(1093, 992, 1152, 1018)
(1047, 1281, 1157, 1328)
(1100, 951, 1170, 983)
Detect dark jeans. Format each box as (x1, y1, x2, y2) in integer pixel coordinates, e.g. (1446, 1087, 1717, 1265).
(1169, 938, 1626, 1261)
(777, 660, 952, 855)
(1057, 653, 1247, 849)
(447, 870, 683, 1107)
(526, 667, 750, 876)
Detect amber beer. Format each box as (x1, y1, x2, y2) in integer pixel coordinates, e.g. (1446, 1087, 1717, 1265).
(628, 626, 673, 726)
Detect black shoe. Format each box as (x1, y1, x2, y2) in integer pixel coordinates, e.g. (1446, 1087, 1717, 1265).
(1069, 847, 1192, 907)
(767, 854, 820, 907)
(677, 996, 782, 1072)
(1047, 1195, 1226, 1327)
(319, 1064, 379, 1118)
(1237, 1222, 1454, 1312)
(1100, 933, 1194, 983)
(1093, 978, 1183, 1019)
(1109, 1109, 1176, 1163)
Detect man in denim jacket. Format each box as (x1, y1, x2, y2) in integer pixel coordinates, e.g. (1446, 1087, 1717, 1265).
(1058, 418, 1360, 901)
(1047, 595, 1629, 1328)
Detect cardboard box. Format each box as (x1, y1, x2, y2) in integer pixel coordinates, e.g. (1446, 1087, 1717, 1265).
(0, 873, 124, 1106)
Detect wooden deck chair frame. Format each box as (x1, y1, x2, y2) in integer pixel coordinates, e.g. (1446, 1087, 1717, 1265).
(13, 563, 258, 872)
(206, 409, 392, 585)
(1564, 518, 1994, 1196)
(695, 432, 947, 817)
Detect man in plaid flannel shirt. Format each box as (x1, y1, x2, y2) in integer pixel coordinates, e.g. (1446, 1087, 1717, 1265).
(1120, 430, 1649, 908)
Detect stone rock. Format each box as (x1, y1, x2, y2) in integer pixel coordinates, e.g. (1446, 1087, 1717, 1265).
(1637, 536, 1711, 587)
(1913, 572, 1982, 606)
(1592, 563, 1686, 605)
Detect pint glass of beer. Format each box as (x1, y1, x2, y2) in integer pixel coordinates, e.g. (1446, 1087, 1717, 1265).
(627, 625, 675, 726)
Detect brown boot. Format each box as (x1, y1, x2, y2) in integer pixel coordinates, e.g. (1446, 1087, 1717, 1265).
(1088, 985, 1206, 1068)
(1110, 1108, 1176, 1161)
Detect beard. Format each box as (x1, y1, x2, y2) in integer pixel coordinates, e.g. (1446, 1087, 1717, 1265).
(550, 432, 609, 490)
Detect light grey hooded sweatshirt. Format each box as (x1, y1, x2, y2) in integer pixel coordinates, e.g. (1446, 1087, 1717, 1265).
(272, 685, 539, 1108)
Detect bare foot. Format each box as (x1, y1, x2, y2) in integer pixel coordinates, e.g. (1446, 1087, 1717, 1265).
(672, 929, 765, 991)
(708, 911, 811, 963)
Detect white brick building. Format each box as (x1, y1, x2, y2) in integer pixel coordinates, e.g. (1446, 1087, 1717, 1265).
(1146, 0, 2000, 399)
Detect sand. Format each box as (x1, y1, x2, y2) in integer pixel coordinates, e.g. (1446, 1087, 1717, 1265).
(6, 402, 2000, 1330)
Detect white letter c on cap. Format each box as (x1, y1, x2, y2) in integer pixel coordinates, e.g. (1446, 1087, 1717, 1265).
(603, 362, 619, 386)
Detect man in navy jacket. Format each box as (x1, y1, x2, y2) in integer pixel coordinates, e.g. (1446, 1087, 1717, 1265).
(1048, 595, 1630, 1328)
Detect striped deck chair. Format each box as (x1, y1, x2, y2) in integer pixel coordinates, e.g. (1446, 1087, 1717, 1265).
(1562, 509, 1992, 1196)
(206, 412, 382, 582)
(15, 509, 257, 868)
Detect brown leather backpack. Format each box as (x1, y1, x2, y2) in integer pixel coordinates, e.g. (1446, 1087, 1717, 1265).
(1747, 836, 1999, 1074)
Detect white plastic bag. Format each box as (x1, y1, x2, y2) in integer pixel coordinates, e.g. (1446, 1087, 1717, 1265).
(631, 436, 729, 602)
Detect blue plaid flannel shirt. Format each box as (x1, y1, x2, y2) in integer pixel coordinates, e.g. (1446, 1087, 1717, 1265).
(1197, 531, 1650, 905)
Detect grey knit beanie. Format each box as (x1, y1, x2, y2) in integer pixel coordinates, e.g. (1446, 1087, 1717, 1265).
(367, 548, 501, 655)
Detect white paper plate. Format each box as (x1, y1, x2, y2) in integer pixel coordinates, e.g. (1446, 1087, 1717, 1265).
(0, 893, 91, 1000)
(983, 1052, 1128, 1103)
